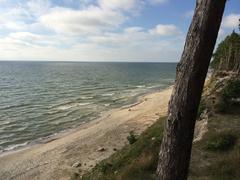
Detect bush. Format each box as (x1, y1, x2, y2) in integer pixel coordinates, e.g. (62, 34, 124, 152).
(197, 98, 206, 118)
(100, 162, 113, 173)
(81, 118, 165, 180)
(205, 132, 237, 151)
(217, 79, 240, 112)
(127, 131, 137, 145)
(222, 79, 240, 101)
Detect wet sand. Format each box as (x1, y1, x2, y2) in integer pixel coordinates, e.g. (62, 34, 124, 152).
(0, 87, 172, 180)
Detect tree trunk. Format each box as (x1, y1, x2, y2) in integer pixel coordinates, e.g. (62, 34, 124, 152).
(156, 0, 226, 180)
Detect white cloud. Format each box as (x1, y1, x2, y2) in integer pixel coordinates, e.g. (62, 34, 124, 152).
(9, 32, 46, 42)
(27, 0, 51, 16)
(218, 28, 225, 37)
(124, 27, 144, 33)
(0, 35, 181, 61)
(0, 8, 30, 32)
(0, 23, 183, 62)
(39, 6, 125, 35)
(149, 24, 179, 36)
(222, 13, 240, 29)
(88, 27, 147, 46)
(0, 0, 6, 3)
(0, 8, 30, 23)
(99, 0, 137, 11)
(0, 39, 181, 62)
(88, 24, 181, 47)
(2, 32, 63, 48)
(0, 0, 181, 62)
(149, 0, 168, 4)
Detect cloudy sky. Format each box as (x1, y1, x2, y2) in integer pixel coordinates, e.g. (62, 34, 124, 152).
(0, 0, 239, 62)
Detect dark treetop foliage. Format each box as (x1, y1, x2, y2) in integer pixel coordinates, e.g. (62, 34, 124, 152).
(211, 31, 240, 73)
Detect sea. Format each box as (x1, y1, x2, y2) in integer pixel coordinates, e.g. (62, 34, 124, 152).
(0, 62, 176, 153)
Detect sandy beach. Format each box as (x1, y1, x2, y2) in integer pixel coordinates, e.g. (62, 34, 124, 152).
(0, 87, 172, 180)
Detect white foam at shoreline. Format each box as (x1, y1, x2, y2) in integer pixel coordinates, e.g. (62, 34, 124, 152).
(4, 141, 29, 151)
(55, 102, 92, 110)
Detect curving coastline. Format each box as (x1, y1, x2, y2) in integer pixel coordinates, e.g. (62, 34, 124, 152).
(0, 87, 172, 180)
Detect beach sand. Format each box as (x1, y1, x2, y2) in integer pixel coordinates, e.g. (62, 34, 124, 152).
(0, 87, 172, 180)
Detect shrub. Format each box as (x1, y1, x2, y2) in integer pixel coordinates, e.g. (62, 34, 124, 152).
(205, 132, 237, 151)
(127, 131, 137, 145)
(222, 79, 240, 101)
(197, 98, 206, 118)
(217, 79, 240, 113)
(81, 118, 165, 180)
(100, 162, 113, 173)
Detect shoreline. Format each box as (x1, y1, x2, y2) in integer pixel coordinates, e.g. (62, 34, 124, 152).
(0, 85, 170, 156)
(0, 85, 169, 157)
(0, 86, 172, 180)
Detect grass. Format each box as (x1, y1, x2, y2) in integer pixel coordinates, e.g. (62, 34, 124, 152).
(80, 99, 240, 180)
(206, 151, 240, 180)
(80, 112, 240, 180)
(205, 132, 237, 151)
(189, 113, 240, 180)
(198, 97, 206, 118)
(81, 117, 165, 180)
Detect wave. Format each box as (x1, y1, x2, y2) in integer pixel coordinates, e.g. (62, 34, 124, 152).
(4, 141, 29, 151)
(54, 102, 92, 111)
(0, 103, 31, 110)
(56, 104, 75, 110)
(0, 133, 15, 140)
(0, 121, 11, 126)
(64, 109, 79, 117)
(78, 102, 92, 106)
(79, 96, 94, 100)
(49, 101, 91, 111)
(135, 85, 146, 88)
(102, 93, 115, 97)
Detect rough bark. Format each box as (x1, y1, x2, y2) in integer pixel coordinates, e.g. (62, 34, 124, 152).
(156, 0, 226, 180)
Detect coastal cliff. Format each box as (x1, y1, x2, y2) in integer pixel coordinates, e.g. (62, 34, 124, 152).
(81, 32, 240, 180)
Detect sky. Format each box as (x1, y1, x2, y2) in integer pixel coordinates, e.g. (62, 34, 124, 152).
(0, 0, 239, 62)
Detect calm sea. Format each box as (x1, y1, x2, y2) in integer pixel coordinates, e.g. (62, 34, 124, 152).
(0, 62, 176, 152)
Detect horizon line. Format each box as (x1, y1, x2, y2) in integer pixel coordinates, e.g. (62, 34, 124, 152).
(0, 60, 179, 63)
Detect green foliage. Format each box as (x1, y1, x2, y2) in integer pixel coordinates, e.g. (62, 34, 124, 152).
(222, 79, 240, 100)
(127, 131, 137, 145)
(216, 79, 240, 112)
(82, 117, 165, 180)
(100, 162, 113, 174)
(205, 150, 240, 180)
(197, 97, 206, 118)
(211, 31, 240, 71)
(82, 110, 240, 180)
(205, 132, 237, 151)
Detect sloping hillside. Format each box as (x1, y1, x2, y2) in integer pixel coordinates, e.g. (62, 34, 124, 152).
(79, 32, 240, 180)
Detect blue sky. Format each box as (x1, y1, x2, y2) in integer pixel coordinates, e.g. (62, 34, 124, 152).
(0, 0, 239, 62)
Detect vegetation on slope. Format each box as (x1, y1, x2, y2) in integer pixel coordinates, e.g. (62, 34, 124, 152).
(80, 33, 240, 180)
(80, 112, 240, 180)
(81, 117, 165, 180)
(211, 31, 240, 73)
(189, 113, 240, 180)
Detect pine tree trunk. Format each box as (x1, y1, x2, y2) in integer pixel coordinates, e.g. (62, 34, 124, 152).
(156, 0, 226, 180)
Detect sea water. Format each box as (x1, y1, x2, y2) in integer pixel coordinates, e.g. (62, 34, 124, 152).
(0, 62, 176, 152)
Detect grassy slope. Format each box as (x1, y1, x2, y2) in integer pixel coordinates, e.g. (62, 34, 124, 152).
(81, 117, 165, 180)
(80, 33, 240, 179)
(81, 109, 240, 180)
(189, 110, 240, 180)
